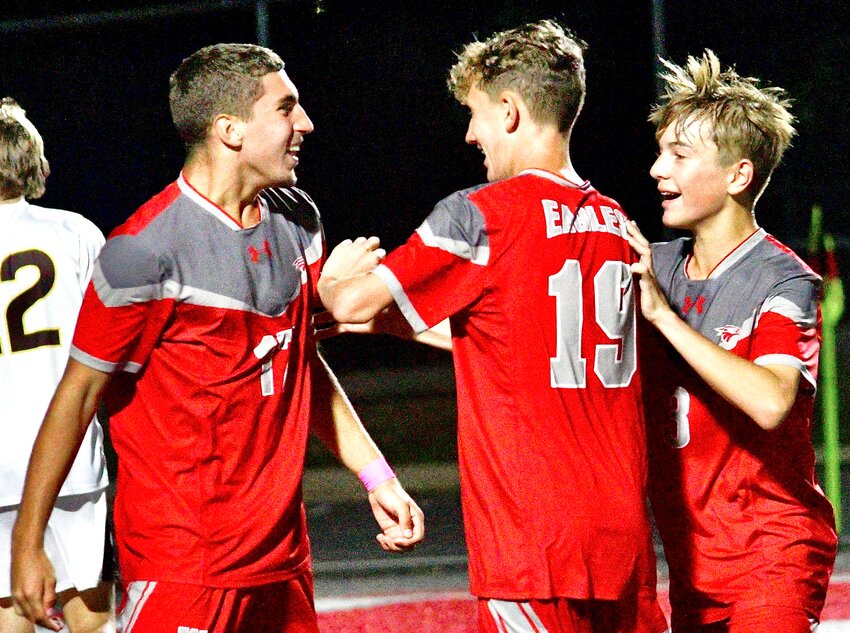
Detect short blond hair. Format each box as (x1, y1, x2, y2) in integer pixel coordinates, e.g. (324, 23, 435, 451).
(0, 97, 47, 200)
(448, 19, 587, 133)
(650, 49, 795, 198)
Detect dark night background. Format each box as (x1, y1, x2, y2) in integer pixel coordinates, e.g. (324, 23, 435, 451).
(1, 0, 848, 377)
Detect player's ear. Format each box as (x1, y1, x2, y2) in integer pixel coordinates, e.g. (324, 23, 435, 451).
(727, 158, 754, 196)
(213, 114, 244, 149)
(500, 91, 521, 134)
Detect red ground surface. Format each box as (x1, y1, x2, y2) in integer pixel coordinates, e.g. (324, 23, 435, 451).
(318, 582, 850, 631)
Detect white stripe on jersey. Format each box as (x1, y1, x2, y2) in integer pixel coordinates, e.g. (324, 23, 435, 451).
(416, 220, 490, 265)
(373, 264, 429, 333)
(755, 353, 817, 389)
(120, 580, 157, 633)
(486, 600, 549, 633)
(760, 294, 818, 328)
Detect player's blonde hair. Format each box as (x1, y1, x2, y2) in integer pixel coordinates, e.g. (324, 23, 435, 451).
(448, 19, 587, 134)
(650, 49, 795, 199)
(0, 97, 48, 200)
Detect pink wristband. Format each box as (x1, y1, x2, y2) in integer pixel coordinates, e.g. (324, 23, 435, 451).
(357, 457, 396, 492)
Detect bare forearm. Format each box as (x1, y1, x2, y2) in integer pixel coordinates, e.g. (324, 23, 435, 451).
(12, 360, 109, 549)
(650, 310, 798, 429)
(318, 273, 394, 324)
(311, 351, 384, 473)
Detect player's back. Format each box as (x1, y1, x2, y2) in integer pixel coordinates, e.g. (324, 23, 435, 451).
(451, 170, 650, 599)
(0, 199, 106, 505)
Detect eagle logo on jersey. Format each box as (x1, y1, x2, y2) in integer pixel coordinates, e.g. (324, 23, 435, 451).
(715, 325, 743, 348)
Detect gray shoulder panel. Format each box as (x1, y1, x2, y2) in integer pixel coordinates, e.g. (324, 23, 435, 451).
(417, 186, 490, 265)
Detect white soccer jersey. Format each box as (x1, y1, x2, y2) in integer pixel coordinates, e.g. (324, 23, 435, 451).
(0, 199, 108, 506)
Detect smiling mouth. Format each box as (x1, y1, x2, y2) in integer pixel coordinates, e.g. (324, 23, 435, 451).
(660, 191, 681, 202)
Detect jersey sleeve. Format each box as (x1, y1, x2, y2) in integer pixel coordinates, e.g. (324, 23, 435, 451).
(375, 190, 489, 332)
(71, 232, 176, 374)
(750, 274, 820, 389)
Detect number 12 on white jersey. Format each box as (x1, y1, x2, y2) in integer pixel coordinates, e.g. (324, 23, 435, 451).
(548, 259, 636, 389)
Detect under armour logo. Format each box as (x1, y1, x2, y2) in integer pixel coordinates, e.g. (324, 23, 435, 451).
(682, 295, 705, 315)
(248, 240, 272, 263)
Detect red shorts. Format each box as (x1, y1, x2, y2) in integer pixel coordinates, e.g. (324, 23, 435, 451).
(478, 592, 669, 633)
(118, 573, 318, 633)
(686, 607, 816, 633)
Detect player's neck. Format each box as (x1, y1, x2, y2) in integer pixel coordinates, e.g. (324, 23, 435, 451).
(182, 157, 263, 228)
(688, 211, 758, 279)
(513, 130, 579, 183)
(0, 195, 24, 205)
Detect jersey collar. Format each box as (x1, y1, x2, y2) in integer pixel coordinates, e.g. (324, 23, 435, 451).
(177, 173, 268, 230)
(519, 168, 592, 190)
(688, 227, 766, 280)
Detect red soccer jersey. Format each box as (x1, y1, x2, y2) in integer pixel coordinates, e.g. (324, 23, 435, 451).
(71, 177, 324, 588)
(377, 169, 657, 600)
(644, 230, 837, 626)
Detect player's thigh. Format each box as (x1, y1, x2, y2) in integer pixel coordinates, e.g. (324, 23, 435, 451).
(725, 606, 816, 633)
(479, 597, 666, 633)
(0, 600, 35, 633)
(119, 574, 318, 633)
(59, 582, 115, 633)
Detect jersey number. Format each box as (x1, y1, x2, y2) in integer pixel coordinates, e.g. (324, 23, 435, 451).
(666, 386, 691, 448)
(548, 259, 636, 388)
(1, 249, 60, 354)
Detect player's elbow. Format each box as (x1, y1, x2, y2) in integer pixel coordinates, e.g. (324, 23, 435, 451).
(325, 286, 380, 324)
(750, 399, 793, 431)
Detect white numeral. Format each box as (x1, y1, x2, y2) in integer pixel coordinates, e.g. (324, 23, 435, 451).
(252, 328, 293, 396)
(549, 259, 636, 389)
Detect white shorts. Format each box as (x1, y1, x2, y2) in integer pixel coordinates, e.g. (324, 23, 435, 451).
(0, 489, 108, 598)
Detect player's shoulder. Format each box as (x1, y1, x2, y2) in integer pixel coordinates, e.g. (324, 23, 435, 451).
(260, 186, 321, 233)
(757, 232, 820, 282)
(23, 202, 104, 244)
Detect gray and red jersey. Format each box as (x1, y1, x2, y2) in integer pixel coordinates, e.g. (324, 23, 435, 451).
(644, 228, 837, 625)
(71, 175, 323, 588)
(377, 169, 659, 603)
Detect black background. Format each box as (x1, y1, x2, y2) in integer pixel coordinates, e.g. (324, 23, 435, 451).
(2, 0, 848, 370)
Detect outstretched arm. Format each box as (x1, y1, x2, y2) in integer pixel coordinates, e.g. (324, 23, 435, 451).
(310, 351, 424, 551)
(11, 359, 111, 630)
(314, 307, 453, 352)
(626, 221, 801, 430)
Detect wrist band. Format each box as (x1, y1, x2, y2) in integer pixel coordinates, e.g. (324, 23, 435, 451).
(357, 457, 396, 492)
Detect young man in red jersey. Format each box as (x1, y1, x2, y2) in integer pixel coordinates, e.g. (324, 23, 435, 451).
(318, 20, 667, 633)
(627, 50, 837, 632)
(11, 43, 423, 632)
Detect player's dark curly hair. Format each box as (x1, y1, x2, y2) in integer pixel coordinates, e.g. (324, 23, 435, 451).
(169, 43, 284, 152)
(448, 19, 587, 134)
(0, 97, 48, 200)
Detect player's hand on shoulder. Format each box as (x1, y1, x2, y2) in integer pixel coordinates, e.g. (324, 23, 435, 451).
(625, 221, 674, 325)
(367, 478, 425, 553)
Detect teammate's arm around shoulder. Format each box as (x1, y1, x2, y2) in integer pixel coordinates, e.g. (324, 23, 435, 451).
(627, 221, 800, 430)
(11, 359, 111, 630)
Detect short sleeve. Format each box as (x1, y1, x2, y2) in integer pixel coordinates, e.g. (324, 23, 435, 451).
(751, 274, 820, 389)
(377, 190, 489, 332)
